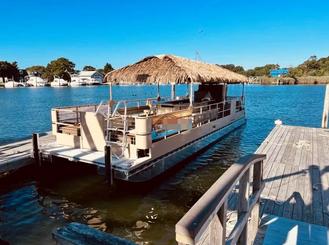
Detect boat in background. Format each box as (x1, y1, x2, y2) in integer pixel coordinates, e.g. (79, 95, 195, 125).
(51, 78, 68, 87)
(26, 76, 47, 87)
(4, 80, 25, 88)
(85, 78, 102, 85)
(70, 76, 87, 87)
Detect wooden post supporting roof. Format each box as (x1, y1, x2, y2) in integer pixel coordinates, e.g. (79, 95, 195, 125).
(157, 82, 160, 100)
(171, 82, 176, 100)
(189, 82, 194, 106)
(109, 82, 113, 101)
(321, 84, 329, 128)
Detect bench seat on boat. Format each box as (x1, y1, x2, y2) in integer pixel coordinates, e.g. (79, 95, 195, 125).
(60, 125, 80, 136)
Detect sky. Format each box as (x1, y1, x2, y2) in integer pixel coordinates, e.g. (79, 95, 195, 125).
(1, 0, 329, 70)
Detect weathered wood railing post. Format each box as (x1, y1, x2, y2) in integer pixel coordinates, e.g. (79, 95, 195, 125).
(218, 200, 228, 244)
(105, 144, 113, 186)
(171, 82, 176, 100)
(321, 84, 329, 128)
(237, 169, 250, 245)
(250, 159, 263, 243)
(175, 154, 265, 245)
(32, 133, 40, 167)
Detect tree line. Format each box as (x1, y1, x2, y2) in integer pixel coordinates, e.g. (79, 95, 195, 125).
(220, 55, 329, 77)
(0, 57, 114, 82)
(0, 61, 21, 82)
(2, 55, 329, 82)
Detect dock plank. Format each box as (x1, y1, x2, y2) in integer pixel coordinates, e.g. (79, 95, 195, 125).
(260, 215, 329, 245)
(317, 127, 329, 226)
(257, 125, 329, 226)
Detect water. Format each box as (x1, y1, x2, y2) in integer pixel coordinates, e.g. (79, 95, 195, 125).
(0, 85, 326, 244)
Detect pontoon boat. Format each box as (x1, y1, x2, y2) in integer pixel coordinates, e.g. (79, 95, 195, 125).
(41, 55, 248, 182)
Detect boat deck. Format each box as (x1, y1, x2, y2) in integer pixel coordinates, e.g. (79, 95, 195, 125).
(256, 125, 329, 226)
(40, 143, 137, 170)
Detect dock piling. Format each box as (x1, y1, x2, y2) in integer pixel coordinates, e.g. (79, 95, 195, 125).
(105, 145, 113, 186)
(321, 84, 329, 128)
(32, 133, 40, 167)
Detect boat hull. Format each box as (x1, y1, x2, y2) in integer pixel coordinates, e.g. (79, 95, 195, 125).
(4, 81, 25, 88)
(114, 116, 246, 182)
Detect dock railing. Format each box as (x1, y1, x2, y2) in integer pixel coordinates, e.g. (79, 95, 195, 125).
(175, 154, 266, 245)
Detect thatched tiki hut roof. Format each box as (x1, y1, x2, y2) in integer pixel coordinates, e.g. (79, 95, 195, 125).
(105, 54, 248, 84)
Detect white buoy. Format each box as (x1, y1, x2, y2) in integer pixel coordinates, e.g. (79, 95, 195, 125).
(275, 119, 283, 125)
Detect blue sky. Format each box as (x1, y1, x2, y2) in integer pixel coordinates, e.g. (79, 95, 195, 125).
(1, 0, 329, 70)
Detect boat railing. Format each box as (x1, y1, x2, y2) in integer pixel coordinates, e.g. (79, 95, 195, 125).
(175, 154, 266, 245)
(104, 97, 171, 155)
(54, 104, 101, 124)
(52, 97, 243, 154)
(191, 98, 241, 126)
(54, 97, 170, 126)
(150, 97, 244, 141)
(104, 97, 174, 122)
(116, 96, 170, 109)
(55, 106, 81, 125)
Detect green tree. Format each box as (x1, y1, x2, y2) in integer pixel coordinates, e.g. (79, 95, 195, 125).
(97, 68, 104, 74)
(220, 64, 246, 75)
(245, 69, 256, 77)
(289, 67, 303, 77)
(252, 64, 278, 77)
(0, 61, 20, 81)
(288, 55, 329, 77)
(220, 63, 279, 77)
(46, 57, 75, 81)
(19, 69, 28, 82)
(83, 65, 96, 71)
(103, 63, 114, 74)
(26, 65, 47, 76)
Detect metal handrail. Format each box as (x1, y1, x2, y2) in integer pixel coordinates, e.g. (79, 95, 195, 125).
(176, 154, 266, 245)
(105, 97, 243, 159)
(95, 100, 107, 116)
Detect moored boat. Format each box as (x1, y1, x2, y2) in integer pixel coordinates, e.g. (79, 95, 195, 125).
(41, 55, 248, 182)
(70, 77, 86, 87)
(26, 76, 47, 87)
(4, 80, 25, 88)
(51, 78, 68, 87)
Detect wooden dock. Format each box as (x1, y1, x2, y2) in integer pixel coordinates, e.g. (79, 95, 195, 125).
(257, 124, 329, 226)
(0, 133, 55, 173)
(176, 124, 329, 244)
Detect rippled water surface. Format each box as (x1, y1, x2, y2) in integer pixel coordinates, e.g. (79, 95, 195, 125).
(0, 85, 326, 244)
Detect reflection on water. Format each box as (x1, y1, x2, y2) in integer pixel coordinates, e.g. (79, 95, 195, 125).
(0, 85, 326, 244)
